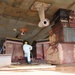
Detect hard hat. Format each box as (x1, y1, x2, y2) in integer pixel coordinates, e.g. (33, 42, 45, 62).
(25, 42, 27, 44)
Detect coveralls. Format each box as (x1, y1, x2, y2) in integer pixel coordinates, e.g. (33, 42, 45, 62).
(23, 42, 32, 64)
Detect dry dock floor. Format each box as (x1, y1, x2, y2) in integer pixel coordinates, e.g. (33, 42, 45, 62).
(0, 63, 75, 75)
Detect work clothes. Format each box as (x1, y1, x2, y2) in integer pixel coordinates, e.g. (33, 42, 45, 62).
(23, 43, 32, 63)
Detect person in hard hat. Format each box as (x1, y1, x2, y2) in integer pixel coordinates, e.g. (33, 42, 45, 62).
(23, 42, 32, 64)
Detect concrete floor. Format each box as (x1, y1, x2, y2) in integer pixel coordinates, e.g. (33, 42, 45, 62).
(0, 64, 75, 75)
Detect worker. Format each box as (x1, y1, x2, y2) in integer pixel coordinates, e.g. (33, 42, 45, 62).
(23, 42, 32, 64)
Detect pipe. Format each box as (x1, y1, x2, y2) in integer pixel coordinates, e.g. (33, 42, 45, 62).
(38, 4, 50, 27)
